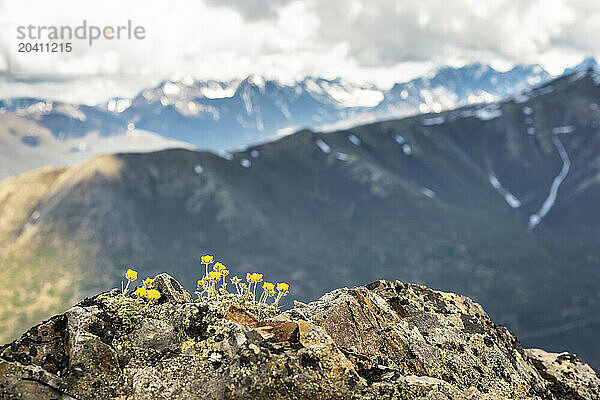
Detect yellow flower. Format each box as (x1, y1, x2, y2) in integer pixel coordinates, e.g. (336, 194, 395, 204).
(250, 273, 263, 283)
(277, 282, 289, 293)
(263, 282, 275, 292)
(222, 269, 230, 276)
(209, 271, 221, 281)
(197, 279, 206, 288)
(239, 283, 247, 289)
(214, 262, 226, 271)
(147, 289, 161, 301)
(201, 254, 214, 264)
(126, 269, 138, 281)
(231, 276, 241, 284)
(246, 272, 252, 282)
(135, 287, 147, 298)
(144, 277, 154, 288)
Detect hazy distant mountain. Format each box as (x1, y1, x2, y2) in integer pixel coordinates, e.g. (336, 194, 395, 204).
(0, 99, 192, 180)
(375, 63, 548, 116)
(0, 63, 551, 180)
(2, 69, 600, 369)
(118, 75, 361, 149)
(117, 64, 549, 148)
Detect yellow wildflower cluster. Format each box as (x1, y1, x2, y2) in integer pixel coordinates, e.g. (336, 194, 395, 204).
(121, 267, 161, 302)
(102, 268, 162, 328)
(196, 253, 289, 307)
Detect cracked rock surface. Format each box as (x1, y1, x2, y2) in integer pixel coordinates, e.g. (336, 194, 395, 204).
(1, 275, 599, 399)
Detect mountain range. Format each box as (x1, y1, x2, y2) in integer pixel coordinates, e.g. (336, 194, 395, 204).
(1, 68, 600, 369)
(0, 62, 551, 181)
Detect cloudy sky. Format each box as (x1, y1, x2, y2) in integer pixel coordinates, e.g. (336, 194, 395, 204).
(0, 0, 599, 103)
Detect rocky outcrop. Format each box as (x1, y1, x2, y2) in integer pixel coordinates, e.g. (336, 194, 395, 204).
(1, 276, 598, 399)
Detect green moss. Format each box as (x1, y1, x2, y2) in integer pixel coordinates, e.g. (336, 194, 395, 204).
(195, 292, 280, 320)
(99, 294, 147, 327)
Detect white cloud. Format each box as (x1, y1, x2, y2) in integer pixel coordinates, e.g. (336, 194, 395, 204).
(305, 0, 587, 68)
(0, 0, 599, 102)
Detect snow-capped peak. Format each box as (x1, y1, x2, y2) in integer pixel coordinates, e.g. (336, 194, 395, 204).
(563, 57, 599, 75)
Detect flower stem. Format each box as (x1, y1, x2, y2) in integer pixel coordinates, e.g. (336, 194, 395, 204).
(123, 279, 131, 295)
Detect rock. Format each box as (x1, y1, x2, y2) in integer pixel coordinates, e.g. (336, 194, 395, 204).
(225, 303, 260, 327)
(1, 278, 599, 399)
(133, 319, 178, 351)
(224, 304, 300, 342)
(526, 348, 600, 399)
(152, 273, 193, 303)
(0, 361, 77, 400)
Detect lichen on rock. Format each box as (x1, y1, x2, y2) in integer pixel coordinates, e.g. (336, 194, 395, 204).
(1, 276, 598, 399)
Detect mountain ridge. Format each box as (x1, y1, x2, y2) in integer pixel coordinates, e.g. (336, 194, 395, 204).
(0, 62, 551, 181)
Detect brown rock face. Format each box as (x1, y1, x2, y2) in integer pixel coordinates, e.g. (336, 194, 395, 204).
(1, 278, 599, 399)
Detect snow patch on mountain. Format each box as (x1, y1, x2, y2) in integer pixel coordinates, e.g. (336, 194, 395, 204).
(302, 78, 384, 108)
(276, 127, 298, 137)
(315, 139, 331, 154)
(421, 187, 436, 198)
(322, 84, 383, 108)
(107, 99, 132, 113)
(279, 104, 292, 119)
(531, 86, 555, 97)
(475, 105, 502, 121)
(15, 101, 53, 116)
(200, 82, 238, 99)
(528, 133, 571, 230)
(421, 116, 445, 126)
(552, 126, 576, 135)
(504, 193, 521, 208)
(348, 134, 361, 146)
(218, 151, 234, 160)
(513, 93, 530, 103)
(393, 134, 405, 145)
(335, 152, 349, 161)
(466, 91, 496, 104)
(242, 90, 253, 114)
(489, 174, 522, 209)
(489, 174, 501, 190)
(162, 82, 181, 96)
